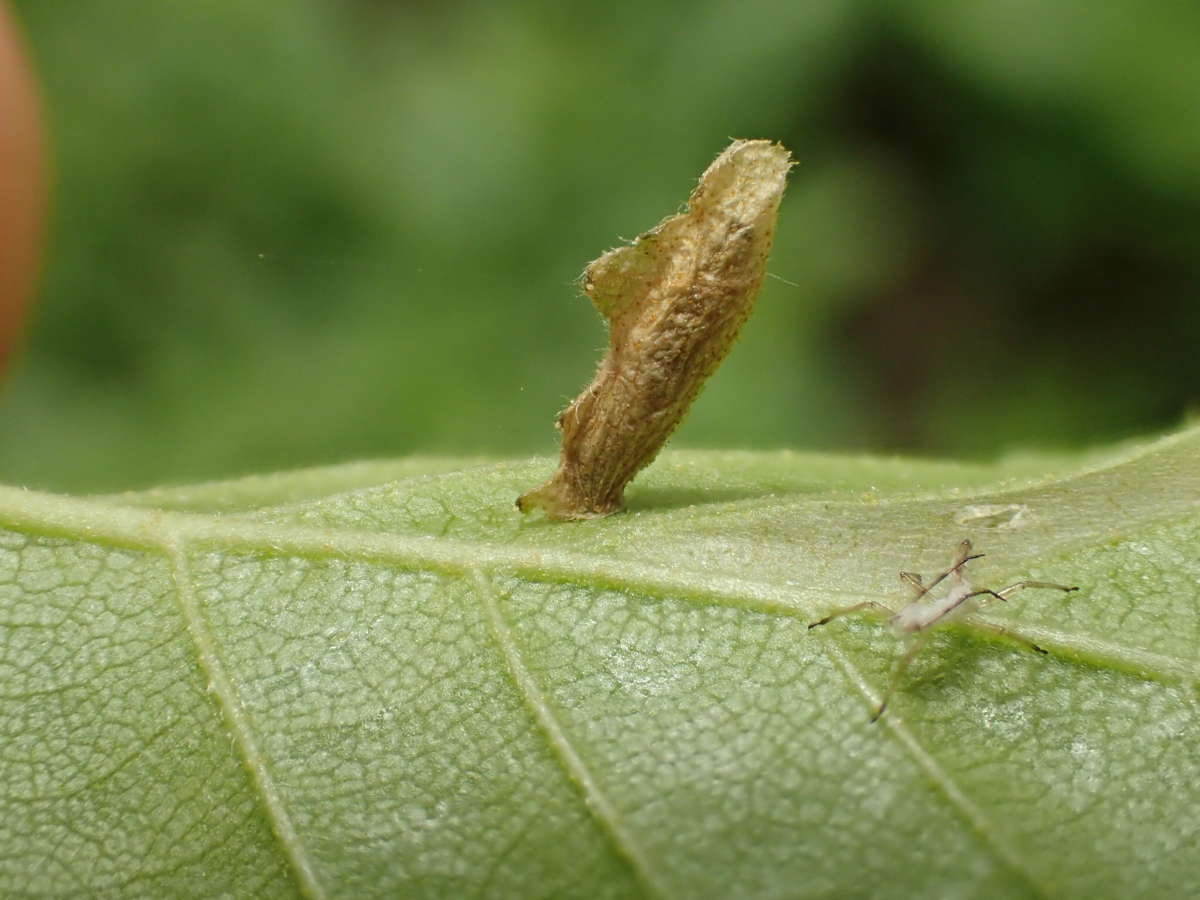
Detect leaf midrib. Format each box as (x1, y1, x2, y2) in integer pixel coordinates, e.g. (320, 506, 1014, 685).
(2, 423, 1193, 549)
(1, 457, 1197, 689)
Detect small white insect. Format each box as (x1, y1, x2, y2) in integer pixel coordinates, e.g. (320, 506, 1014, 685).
(808, 540, 1078, 722)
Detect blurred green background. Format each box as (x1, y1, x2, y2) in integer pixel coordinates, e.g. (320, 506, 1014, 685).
(2, 0, 1198, 492)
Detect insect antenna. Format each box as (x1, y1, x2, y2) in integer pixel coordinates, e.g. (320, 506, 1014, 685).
(901, 540, 984, 600)
(899, 571, 926, 598)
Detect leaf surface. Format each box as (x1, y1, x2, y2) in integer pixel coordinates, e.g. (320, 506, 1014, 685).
(2, 428, 1198, 898)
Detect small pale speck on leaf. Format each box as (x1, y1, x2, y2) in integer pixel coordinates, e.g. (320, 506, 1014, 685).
(955, 503, 1033, 530)
(518, 138, 794, 520)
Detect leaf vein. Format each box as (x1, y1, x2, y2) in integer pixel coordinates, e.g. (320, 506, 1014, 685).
(472, 568, 666, 899)
(823, 643, 1050, 898)
(164, 537, 325, 900)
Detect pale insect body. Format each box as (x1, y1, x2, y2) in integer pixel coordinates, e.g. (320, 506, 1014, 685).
(809, 540, 1078, 722)
(889, 581, 974, 634)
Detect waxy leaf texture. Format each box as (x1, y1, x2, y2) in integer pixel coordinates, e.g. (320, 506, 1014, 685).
(2, 428, 1198, 897)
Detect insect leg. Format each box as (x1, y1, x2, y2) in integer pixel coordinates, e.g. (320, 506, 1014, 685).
(917, 541, 986, 598)
(871, 629, 935, 723)
(959, 588, 1009, 608)
(958, 581, 1077, 650)
(808, 601, 893, 629)
(963, 581, 1078, 614)
(967, 620, 1048, 654)
(997, 580, 1079, 597)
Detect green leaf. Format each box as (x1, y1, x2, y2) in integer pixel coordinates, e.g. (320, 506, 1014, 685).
(2, 427, 1198, 897)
